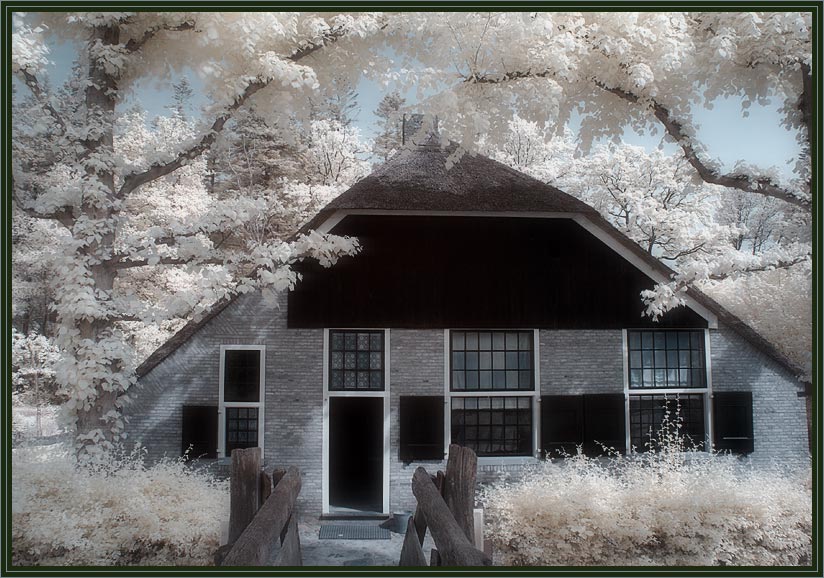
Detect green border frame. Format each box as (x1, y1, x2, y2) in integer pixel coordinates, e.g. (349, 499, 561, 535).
(1, 2, 821, 576)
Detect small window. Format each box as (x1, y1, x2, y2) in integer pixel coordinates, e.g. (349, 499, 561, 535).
(713, 392, 754, 454)
(399, 396, 444, 463)
(627, 330, 706, 389)
(224, 349, 261, 402)
(329, 330, 385, 391)
(225, 407, 259, 454)
(630, 394, 705, 451)
(451, 396, 533, 457)
(450, 330, 533, 391)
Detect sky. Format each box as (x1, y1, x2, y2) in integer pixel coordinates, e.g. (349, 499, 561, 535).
(32, 38, 802, 178)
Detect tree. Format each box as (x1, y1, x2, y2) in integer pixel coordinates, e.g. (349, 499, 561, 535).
(372, 90, 406, 161)
(167, 76, 194, 119)
(386, 11, 811, 315)
(11, 12, 384, 454)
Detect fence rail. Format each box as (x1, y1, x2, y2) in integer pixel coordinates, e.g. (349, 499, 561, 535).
(399, 444, 492, 567)
(216, 448, 302, 566)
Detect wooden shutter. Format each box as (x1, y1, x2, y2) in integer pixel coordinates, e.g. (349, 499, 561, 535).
(541, 396, 584, 457)
(583, 394, 627, 455)
(399, 396, 444, 463)
(713, 392, 754, 454)
(181, 405, 218, 459)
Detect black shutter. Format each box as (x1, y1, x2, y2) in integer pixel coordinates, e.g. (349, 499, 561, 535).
(713, 392, 754, 454)
(583, 394, 627, 455)
(399, 396, 444, 463)
(182, 405, 218, 459)
(541, 396, 584, 457)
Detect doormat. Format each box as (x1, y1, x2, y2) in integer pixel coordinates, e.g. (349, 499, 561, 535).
(319, 525, 391, 540)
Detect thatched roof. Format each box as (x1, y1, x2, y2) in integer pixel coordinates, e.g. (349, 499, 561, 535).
(299, 141, 595, 234)
(137, 140, 809, 388)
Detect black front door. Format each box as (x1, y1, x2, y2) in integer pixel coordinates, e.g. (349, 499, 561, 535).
(329, 397, 383, 512)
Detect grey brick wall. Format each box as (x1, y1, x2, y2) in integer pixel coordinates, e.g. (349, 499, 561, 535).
(710, 326, 808, 467)
(129, 296, 809, 517)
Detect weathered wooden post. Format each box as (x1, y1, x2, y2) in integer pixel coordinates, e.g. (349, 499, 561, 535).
(399, 516, 428, 566)
(443, 444, 477, 543)
(228, 447, 261, 544)
(411, 467, 492, 566)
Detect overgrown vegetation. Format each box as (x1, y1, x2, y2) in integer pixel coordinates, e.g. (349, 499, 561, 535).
(481, 417, 811, 566)
(12, 444, 229, 566)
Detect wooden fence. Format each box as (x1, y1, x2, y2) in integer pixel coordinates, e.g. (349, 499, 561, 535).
(215, 447, 302, 566)
(399, 444, 493, 566)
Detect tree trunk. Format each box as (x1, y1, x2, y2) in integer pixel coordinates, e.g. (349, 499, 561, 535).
(71, 22, 124, 453)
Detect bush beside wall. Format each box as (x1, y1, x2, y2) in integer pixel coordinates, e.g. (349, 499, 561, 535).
(480, 449, 811, 566)
(12, 444, 229, 566)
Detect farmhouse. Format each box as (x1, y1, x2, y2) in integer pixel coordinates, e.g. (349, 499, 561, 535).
(127, 120, 810, 516)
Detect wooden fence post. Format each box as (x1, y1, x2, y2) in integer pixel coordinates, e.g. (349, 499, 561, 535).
(411, 467, 491, 566)
(399, 516, 428, 566)
(229, 447, 261, 545)
(444, 444, 477, 543)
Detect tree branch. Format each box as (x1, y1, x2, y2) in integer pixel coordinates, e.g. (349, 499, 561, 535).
(124, 20, 196, 53)
(593, 81, 811, 210)
(112, 256, 224, 269)
(11, 187, 74, 229)
(706, 256, 809, 281)
(463, 69, 810, 210)
(16, 68, 67, 134)
(118, 24, 349, 198)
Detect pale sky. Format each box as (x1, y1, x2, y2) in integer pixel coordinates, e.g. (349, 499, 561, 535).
(37, 38, 802, 177)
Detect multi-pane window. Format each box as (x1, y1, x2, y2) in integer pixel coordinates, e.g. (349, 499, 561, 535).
(225, 407, 259, 454)
(450, 330, 533, 391)
(627, 330, 706, 389)
(329, 330, 385, 391)
(220, 346, 264, 457)
(630, 394, 706, 451)
(451, 396, 533, 457)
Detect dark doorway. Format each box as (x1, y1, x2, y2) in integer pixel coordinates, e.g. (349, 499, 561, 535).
(329, 397, 384, 512)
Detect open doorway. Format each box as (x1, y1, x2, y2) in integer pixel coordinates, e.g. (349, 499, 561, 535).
(328, 397, 383, 513)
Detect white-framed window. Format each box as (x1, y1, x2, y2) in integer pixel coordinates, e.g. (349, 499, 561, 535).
(218, 345, 265, 458)
(624, 329, 712, 452)
(445, 330, 540, 458)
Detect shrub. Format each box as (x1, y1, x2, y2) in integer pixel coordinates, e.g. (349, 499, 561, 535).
(12, 444, 229, 566)
(480, 420, 811, 566)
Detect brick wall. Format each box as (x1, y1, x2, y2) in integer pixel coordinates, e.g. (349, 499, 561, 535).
(129, 298, 809, 516)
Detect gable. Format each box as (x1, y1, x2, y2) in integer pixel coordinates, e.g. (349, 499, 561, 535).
(287, 215, 708, 329)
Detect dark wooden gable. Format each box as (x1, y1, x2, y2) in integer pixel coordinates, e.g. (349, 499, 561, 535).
(288, 215, 707, 329)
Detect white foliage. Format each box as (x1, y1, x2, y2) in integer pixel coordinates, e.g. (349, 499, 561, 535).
(12, 444, 228, 566)
(482, 440, 811, 566)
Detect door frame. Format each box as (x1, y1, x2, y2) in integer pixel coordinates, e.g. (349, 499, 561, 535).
(322, 329, 390, 515)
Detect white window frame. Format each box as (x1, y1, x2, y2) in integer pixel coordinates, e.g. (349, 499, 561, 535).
(322, 328, 391, 516)
(218, 344, 266, 458)
(623, 328, 713, 452)
(444, 329, 541, 464)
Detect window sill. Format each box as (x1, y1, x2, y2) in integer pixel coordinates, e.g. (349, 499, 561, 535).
(477, 456, 539, 466)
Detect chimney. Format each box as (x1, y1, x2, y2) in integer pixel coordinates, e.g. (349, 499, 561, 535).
(402, 113, 439, 146)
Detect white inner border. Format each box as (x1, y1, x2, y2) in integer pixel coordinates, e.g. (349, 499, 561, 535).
(322, 328, 391, 515)
(444, 329, 541, 465)
(218, 344, 266, 458)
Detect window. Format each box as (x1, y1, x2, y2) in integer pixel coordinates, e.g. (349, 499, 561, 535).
(627, 330, 705, 389)
(329, 330, 385, 391)
(447, 330, 537, 458)
(450, 330, 533, 391)
(625, 329, 710, 453)
(219, 345, 265, 457)
(451, 396, 533, 457)
(629, 394, 706, 451)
